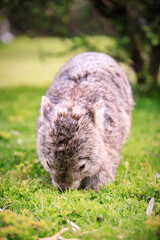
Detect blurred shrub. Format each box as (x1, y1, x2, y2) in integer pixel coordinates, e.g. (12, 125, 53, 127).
(0, 0, 113, 37)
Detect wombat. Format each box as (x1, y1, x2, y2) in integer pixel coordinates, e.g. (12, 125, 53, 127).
(36, 52, 134, 190)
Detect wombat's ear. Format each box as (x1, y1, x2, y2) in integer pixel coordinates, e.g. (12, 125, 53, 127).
(89, 100, 105, 130)
(93, 100, 105, 127)
(40, 96, 52, 121)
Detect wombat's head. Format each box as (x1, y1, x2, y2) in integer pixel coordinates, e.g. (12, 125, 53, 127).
(36, 96, 106, 190)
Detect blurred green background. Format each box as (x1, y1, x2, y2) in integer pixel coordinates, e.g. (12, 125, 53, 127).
(0, 0, 160, 89)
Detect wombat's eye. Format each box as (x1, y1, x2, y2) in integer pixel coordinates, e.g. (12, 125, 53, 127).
(79, 164, 85, 172)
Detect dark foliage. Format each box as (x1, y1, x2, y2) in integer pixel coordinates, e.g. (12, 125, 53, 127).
(90, 0, 160, 85)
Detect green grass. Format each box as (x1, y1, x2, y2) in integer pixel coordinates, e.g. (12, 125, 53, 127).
(0, 37, 160, 240)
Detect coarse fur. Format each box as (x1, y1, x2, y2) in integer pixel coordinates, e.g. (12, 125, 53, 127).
(36, 52, 134, 190)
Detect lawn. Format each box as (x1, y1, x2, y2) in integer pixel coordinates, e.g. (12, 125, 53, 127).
(0, 37, 160, 240)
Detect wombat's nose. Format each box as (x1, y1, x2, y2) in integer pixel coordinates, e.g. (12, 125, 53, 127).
(58, 183, 68, 191)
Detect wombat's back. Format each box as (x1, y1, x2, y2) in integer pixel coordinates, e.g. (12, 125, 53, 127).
(48, 52, 133, 107)
(46, 52, 134, 144)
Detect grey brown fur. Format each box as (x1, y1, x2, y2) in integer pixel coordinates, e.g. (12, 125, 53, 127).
(36, 52, 134, 190)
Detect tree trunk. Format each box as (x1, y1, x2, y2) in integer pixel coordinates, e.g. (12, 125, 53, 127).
(149, 45, 160, 86)
(126, 3, 146, 84)
(130, 38, 146, 84)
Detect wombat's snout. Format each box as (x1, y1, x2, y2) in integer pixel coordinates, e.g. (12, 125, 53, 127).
(56, 178, 81, 191)
(57, 183, 71, 191)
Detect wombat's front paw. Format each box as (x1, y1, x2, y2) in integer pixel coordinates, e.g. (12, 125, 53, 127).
(79, 172, 111, 191)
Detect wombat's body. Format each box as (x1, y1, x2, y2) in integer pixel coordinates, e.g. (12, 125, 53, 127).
(36, 52, 134, 190)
